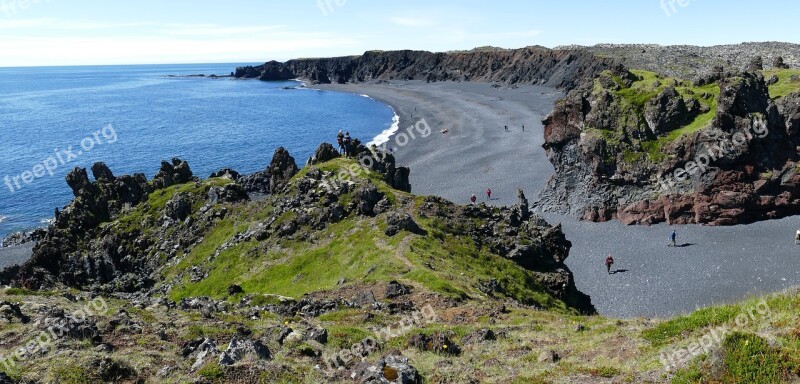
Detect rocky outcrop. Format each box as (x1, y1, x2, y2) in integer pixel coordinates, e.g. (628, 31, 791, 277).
(235, 46, 617, 91)
(644, 87, 698, 135)
(238, 147, 299, 195)
(1, 228, 46, 248)
(540, 67, 800, 226)
(0, 159, 196, 289)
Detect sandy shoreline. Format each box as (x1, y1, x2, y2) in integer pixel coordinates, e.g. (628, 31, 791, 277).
(315, 81, 562, 206)
(315, 80, 800, 319)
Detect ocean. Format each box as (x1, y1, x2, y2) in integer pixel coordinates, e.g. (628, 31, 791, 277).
(0, 63, 396, 239)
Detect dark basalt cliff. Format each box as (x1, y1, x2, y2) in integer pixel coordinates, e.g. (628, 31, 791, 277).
(235, 46, 617, 91)
(538, 63, 800, 225)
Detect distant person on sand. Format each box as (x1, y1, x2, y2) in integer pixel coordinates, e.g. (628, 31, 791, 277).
(605, 255, 614, 274)
(669, 230, 677, 247)
(486, 188, 492, 200)
(504, 125, 508, 132)
(470, 194, 477, 205)
(522, 125, 525, 132)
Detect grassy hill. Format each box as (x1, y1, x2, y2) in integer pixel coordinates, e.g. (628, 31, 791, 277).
(0, 156, 798, 383)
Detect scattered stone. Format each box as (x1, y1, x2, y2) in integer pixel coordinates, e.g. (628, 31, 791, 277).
(407, 332, 461, 355)
(384, 281, 412, 299)
(384, 213, 424, 236)
(462, 329, 496, 345)
(307, 327, 328, 344)
(227, 284, 244, 295)
(537, 350, 560, 363)
(218, 337, 271, 366)
(0, 301, 30, 323)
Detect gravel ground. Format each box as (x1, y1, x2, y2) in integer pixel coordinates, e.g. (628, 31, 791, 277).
(0, 243, 34, 270)
(317, 80, 800, 319)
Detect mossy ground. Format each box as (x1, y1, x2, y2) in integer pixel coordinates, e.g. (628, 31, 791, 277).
(2, 159, 799, 382)
(764, 69, 800, 99)
(0, 287, 797, 383)
(591, 69, 720, 164)
(110, 157, 576, 313)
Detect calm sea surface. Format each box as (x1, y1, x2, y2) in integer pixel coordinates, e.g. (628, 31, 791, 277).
(0, 63, 395, 238)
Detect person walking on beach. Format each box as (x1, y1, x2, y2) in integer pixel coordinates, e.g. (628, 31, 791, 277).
(605, 255, 614, 275)
(470, 194, 477, 205)
(522, 125, 525, 132)
(669, 230, 677, 247)
(486, 188, 492, 201)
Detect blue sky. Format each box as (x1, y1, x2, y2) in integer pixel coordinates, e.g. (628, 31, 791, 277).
(0, 0, 797, 67)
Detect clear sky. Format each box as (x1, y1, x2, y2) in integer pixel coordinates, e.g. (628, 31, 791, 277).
(0, 0, 797, 67)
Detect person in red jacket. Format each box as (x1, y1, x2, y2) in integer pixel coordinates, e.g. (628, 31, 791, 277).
(605, 255, 615, 275)
(486, 188, 492, 201)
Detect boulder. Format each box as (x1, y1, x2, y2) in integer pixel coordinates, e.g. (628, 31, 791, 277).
(407, 332, 461, 356)
(227, 284, 244, 295)
(644, 87, 693, 135)
(773, 56, 790, 69)
(218, 337, 271, 366)
(266, 147, 299, 193)
(537, 350, 560, 363)
(209, 168, 241, 180)
(207, 184, 249, 204)
(384, 213, 424, 237)
(164, 193, 193, 221)
(354, 183, 384, 216)
(461, 329, 496, 345)
(152, 158, 195, 189)
(384, 281, 411, 299)
(310, 143, 340, 164)
(91, 162, 115, 182)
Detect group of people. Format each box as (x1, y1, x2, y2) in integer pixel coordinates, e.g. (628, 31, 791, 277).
(469, 189, 492, 204)
(336, 130, 353, 156)
(604, 230, 679, 274)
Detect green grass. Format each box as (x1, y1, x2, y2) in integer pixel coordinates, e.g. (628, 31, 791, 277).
(764, 69, 800, 99)
(642, 305, 740, 347)
(592, 69, 721, 164)
(3, 288, 58, 296)
(722, 332, 797, 384)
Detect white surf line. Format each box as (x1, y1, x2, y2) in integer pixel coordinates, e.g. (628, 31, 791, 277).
(367, 109, 400, 147)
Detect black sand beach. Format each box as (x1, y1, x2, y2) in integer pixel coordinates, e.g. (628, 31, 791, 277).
(317, 80, 800, 319)
(0, 243, 34, 270)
